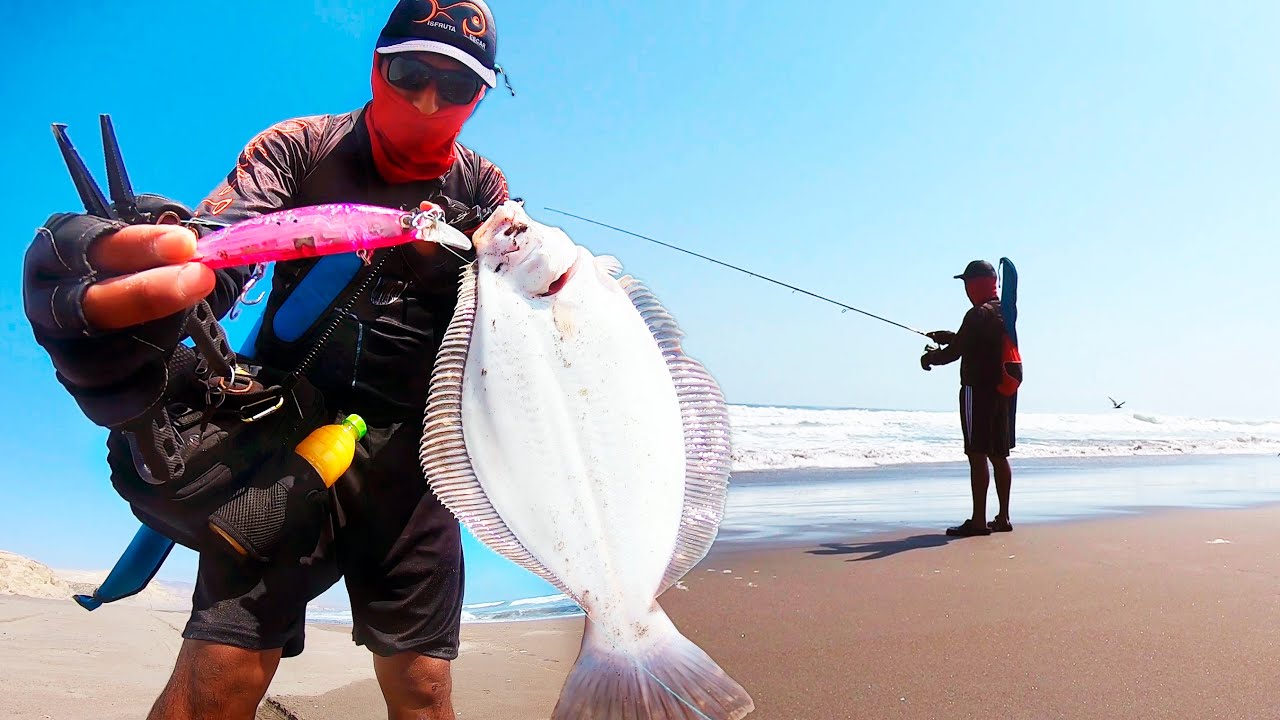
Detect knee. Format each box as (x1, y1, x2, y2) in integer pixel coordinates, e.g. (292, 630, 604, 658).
(153, 640, 280, 719)
(374, 652, 453, 714)
(184, 640, 278, 690)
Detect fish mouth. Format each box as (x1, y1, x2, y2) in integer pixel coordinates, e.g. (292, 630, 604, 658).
(539, 257, 579, 297)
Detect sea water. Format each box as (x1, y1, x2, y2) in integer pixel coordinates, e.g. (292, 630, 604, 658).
(306, 406, 1280, 625)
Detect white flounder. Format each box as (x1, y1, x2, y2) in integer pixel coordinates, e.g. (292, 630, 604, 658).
(420, 201, 753, 719)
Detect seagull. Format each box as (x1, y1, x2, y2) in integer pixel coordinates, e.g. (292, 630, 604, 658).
(1108, 397, 1126, 409)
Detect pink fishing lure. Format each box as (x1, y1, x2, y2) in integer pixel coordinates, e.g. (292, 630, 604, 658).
(193, 203, 471, 269)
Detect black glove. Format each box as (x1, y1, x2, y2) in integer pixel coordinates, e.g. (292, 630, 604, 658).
(927, 330, 956, 345)
(24, 212, 126, 340)
(24, 193, 209, 340)
(22, 196, 203, 429)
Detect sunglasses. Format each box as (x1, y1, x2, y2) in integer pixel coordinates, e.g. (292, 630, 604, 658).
(383, 55, 484, 106)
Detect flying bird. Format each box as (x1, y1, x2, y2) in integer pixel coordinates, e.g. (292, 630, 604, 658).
(1109, 397, 1126, 409)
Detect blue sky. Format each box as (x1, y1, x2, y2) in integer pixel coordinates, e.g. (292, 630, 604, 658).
(1, 1, 1277, 601)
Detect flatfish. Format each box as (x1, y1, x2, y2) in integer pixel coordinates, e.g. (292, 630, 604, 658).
(420, 201, 753, 719)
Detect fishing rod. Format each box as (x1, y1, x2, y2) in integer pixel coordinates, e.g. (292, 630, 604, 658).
(544, 207, 932, 339)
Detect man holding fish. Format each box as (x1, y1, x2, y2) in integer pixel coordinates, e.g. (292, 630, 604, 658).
(23, 2, 510, 718)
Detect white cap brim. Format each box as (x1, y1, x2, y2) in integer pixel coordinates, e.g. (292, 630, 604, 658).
(376, 40, 497, 88)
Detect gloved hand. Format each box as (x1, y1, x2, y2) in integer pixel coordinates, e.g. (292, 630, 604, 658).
(22, 195, 218, 428)
(927, 330, 956, 345)
(920, 353, 933, 372)
(24, 197, 217, 337)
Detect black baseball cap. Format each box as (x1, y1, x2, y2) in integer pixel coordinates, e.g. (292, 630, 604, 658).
(954, 260, 996, 280)
(376, 0, 498, 88)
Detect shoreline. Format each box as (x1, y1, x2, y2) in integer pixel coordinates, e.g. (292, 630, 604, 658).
(718, 451, 1280, 548)
(7, 503, 1280, 718)
(294, 452, 1280, 630)
(730, 448, 1280, 476)
(313, 497, 1280, 631)
(7, 456, 1280, 718)
(263, 502, 1280, 719)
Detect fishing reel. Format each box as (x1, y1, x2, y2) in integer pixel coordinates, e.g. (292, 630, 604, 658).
(920, 339, 941, 372)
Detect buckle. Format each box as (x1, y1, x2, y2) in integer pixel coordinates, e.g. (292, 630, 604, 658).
(217, 366, 260, 395)
(239, 393, 286, 423)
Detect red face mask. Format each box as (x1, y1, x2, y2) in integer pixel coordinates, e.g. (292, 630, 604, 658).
(965, 276, 998, 306)
(365, 56, 485, 184)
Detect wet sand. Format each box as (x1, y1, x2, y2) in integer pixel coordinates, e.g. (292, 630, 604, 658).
(6, 505, 1280, 719)
(275, 505, 1280, 719)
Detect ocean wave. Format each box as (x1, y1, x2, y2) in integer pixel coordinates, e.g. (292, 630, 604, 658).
(306, 608, 356, 625)
(509, 593, 569, 607)
(727, 405, 1280, 471)
(307, 594, 583, 626)
(308, 405, 1280, 624)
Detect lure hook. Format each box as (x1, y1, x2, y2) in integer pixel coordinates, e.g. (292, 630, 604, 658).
(228, 263, 267, 320)
(404, 205, 473, 251)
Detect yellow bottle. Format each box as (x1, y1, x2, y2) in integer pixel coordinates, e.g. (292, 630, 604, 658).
(295, 414, 368, 487)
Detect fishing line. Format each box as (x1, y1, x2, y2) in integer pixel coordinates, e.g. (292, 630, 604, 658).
(641, 665, 715, 720)
(544, 207, 930, 339)
(439, 242, 469, 263)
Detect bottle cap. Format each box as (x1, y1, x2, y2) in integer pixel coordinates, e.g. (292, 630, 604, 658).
(342, 414, 368, 440)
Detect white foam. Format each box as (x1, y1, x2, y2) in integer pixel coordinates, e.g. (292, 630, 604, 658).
(728, 405, 1280, 471)
(305, 593, 584, 626)
(303, 406, 1280, 625)
(306, 608, 356, 625)
(508, 593, 570, 607)
(459, 594, 584, 624)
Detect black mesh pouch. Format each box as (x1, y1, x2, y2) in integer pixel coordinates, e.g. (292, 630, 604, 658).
(103, 248, 390, 564)
(105, 353, 331, 562)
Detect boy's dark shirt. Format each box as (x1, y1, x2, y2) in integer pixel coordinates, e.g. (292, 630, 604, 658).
(928, 299, 1006, 389)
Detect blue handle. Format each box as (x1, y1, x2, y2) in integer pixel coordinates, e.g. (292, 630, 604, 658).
(73, 525, 175, 611)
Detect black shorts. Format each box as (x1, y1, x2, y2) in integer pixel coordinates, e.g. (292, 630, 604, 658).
(183, 419, 464, 660)
(959, 386, 1016, 458)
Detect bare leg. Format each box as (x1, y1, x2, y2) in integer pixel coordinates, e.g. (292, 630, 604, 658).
(967, 452, 990, 526)
(992, 455, 1012, 521)
(148, 640, 282, 720)
(373, 651, 455, 720)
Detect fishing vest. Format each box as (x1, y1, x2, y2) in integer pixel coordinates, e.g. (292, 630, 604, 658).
(78, 154, 497, 611)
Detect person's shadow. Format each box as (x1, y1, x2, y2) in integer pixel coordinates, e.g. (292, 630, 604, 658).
(806, 534, 955, 562)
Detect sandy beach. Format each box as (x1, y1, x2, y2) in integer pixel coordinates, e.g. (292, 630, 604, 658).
(6, 504, 1280, 719)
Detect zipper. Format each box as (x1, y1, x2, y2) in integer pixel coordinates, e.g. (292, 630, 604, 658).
(351, 320, 365, 389)
(285, 250, 393, 388)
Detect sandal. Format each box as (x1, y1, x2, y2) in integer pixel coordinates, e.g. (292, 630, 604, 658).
(946, 519, 992, 537)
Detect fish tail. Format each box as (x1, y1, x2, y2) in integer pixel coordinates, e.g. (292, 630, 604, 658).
(552, 611, 754, 720)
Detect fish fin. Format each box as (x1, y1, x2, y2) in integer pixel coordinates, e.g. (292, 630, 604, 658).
(594, 254, 623, 277)
(421, 263, 564, 590)
(553, 612, 754, 720)
(619, 276, 733, 594)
